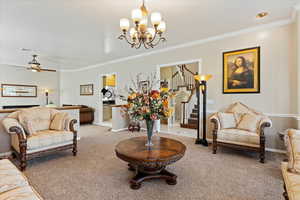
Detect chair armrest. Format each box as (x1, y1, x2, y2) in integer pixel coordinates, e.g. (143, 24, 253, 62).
(2, 118, 26, 140)
(258, 117, 272, 136)
(69, 119, 78, 133)
(210, 113, 220, 132)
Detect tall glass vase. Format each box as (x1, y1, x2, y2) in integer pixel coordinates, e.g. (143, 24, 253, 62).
(145, 119, 155, 146)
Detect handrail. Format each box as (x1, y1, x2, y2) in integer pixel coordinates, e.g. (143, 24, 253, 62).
(181, 87, 195, 104)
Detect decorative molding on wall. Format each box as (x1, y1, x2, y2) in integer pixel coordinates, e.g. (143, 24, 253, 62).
(58, 18, 293, 73)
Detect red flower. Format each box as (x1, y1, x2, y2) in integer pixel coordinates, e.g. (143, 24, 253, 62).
(150, 90, 160, 99)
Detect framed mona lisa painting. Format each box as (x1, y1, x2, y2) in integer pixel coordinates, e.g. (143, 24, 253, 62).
(223, 47, 260, 94)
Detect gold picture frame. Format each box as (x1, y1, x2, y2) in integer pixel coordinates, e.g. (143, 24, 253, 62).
(80, 84, 94, 96)
(223, 47, 260, 94)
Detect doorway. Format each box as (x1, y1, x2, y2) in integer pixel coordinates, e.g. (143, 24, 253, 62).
(100, 73, 117, 126)
(157, 59, 202, 136)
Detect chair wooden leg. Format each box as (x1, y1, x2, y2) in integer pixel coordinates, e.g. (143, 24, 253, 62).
(259, 150, 265, 163)
(283, 183, 289, 200)
(72, 145, 77, 156)
(20, 153, 27, 171)
(213, 141, 217, 154)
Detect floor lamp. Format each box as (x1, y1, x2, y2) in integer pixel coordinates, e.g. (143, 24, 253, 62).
(194, 74, 212, 146)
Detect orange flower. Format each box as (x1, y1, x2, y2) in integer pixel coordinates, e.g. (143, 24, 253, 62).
(162, 100, 168, 107)
(128, 93, 137, 100)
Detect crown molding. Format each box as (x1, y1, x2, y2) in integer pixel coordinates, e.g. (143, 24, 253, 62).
(61, 17, 293, 72)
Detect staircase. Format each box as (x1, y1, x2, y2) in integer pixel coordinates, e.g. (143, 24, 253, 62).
(180, 104, 198, 129)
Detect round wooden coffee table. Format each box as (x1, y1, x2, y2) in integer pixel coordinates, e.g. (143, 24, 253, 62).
(115, 136, 186, 190)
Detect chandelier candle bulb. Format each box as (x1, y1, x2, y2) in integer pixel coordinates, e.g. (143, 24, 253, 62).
(130, 28, 137, 39)
(151, 12, 162, 26)
(139, 18, 148, 32)
(132, 9, 143, 23)
(158, 21, 166, 33)
(120, 18, 130, 31)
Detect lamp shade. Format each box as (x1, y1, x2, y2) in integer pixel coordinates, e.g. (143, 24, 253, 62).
(158, 21, 166, 33)
(132, 9, 143, 23)
(194, 74, 212, 81)
(120, 18, 130, 31)
(151, 12, 162, 26)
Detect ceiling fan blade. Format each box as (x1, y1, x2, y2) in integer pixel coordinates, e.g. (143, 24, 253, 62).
(40, 68, 57, 72)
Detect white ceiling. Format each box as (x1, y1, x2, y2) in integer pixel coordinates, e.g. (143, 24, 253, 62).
(0, 0, 299, 70)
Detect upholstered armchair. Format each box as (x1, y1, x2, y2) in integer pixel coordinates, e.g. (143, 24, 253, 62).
(282, 129, 300, 200)
(210, 102, 272, 163)
(2, 107, 78, 171)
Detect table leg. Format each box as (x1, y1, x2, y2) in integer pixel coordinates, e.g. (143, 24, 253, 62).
(129, 166, 177, 190)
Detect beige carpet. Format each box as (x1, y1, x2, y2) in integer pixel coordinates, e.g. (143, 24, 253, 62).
(22, 125, 285, 200)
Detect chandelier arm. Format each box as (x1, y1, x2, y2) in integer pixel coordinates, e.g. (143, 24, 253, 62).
(135, 40, 143, 49)
(150, 37, 166, 47)
(142, 40, 151, 49)
(147, 28, 159, 44)
(120, 34, 137, 47)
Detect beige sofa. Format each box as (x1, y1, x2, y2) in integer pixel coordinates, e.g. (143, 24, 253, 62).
(210, 102, 272, 163)
(0, 159, 43, 199)
(282, 129, 300, 200)
(2, 107, 78, 171)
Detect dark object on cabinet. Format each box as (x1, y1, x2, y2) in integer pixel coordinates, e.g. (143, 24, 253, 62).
(63, 105, 95, 124)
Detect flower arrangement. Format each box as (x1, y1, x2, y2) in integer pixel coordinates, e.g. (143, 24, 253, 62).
(126, 88, 174, 121)
(122, 73, 175, 146)
(123, 73, 175, 122)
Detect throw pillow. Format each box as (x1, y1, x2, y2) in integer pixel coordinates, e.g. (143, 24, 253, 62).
(18, 114, 36, 135)
(237, 113, 262, 133)
(218, 112, 236, 129)
(286, 130, 300, 174)
(50, 112, 68, 131)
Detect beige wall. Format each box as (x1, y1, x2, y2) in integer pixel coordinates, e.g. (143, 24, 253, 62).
(0, 64, 60, 107)
(60, 23, 297, 150)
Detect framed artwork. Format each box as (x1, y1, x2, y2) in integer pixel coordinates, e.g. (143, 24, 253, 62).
(80, 84, 94, 96)
(160, 80, 168, 89)
(1, 84, 37, 97)
(223, 47, 260, 94)
(139, 81, 150, 94)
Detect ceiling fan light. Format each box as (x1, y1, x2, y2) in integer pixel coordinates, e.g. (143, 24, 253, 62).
(151, 12, 162, 26)
(132, 9, 143, 23)
(120, 18, 130, 31)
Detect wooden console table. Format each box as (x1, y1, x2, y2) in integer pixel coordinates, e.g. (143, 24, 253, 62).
(115, 136, 186, 189)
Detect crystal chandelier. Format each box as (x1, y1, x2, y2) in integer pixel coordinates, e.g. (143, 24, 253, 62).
(118, 0, 166, 49)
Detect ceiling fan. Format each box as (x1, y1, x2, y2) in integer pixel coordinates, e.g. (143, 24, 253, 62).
(27, 55, 56, 72)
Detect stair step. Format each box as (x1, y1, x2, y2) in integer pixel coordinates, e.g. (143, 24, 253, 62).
(190, 113, 198, 118)
(192, 109, 198, 113)
(180, 123, 197, 129)
(188, 118, 198, 124)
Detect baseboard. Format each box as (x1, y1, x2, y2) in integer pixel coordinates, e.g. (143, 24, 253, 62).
(265, 148, 286, 154)
(0, 151, 12, 159)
